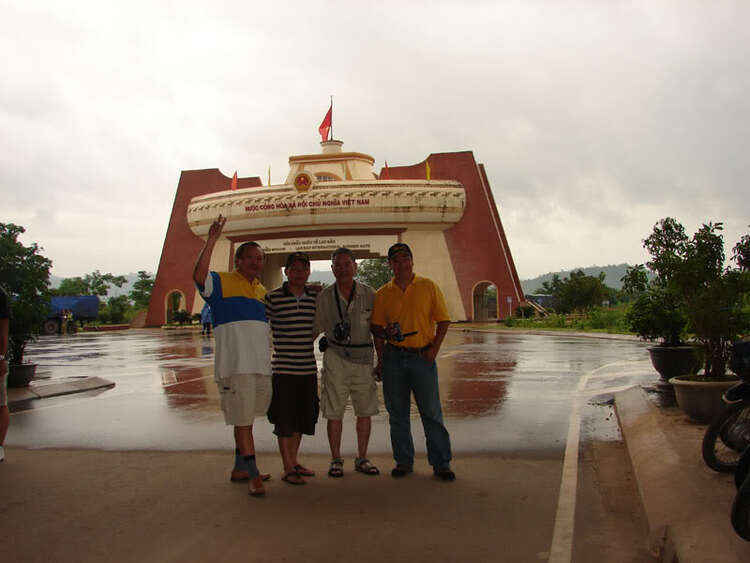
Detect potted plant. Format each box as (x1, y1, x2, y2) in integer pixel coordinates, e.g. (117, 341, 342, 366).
(628, 219, 750, 421)
(623, 218, 701, 380)
(0, 223, 52, 387)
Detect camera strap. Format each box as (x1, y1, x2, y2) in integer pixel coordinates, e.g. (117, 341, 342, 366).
(334, 281, 356, 324)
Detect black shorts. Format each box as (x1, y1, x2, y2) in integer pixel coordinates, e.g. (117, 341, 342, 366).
(267, 373, 320, 437)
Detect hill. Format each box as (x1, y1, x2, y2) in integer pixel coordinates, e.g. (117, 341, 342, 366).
(521, 264, 635, 295)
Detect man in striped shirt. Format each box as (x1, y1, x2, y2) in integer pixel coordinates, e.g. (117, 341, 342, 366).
(193, 215, 272, 497)
(265, 252, 320, 485)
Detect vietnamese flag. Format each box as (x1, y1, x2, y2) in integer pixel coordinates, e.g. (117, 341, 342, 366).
(319, 104, 332, 141)
(231, 171, 238, 191)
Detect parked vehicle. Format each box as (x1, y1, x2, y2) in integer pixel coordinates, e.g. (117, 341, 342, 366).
(733, 447, 750, 540)
(43, 295, 99, 335)
(701, 342, 750, 473)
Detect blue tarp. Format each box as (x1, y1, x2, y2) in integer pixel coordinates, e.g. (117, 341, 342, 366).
(49, 295, 100, 319)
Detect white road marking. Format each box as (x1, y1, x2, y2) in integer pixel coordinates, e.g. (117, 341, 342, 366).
(548, 362, 624, 563)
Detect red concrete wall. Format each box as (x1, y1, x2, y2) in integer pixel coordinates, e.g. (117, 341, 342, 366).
(380, 152, 523, 319)
(145, 170, 262, 327)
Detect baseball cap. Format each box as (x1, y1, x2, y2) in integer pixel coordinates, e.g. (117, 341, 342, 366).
(387, 243, 413, 260)
(285, 251, 311, 268)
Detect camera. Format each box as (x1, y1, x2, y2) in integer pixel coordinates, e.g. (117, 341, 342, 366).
(386, 322, 417, 342)
(334, 321, 351, 343)
(387, 322, 405, 342)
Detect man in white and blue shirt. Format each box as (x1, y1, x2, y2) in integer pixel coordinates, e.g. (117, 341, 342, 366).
(193, 215, 271, 497)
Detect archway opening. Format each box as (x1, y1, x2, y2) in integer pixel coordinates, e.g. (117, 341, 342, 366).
(472, 282, 498, 321)
(165, 290, 186, 324)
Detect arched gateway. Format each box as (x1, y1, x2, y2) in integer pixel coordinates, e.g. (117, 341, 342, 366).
(145, 140, 524, 326)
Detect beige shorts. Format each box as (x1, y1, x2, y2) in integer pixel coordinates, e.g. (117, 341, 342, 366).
(320, 351, 378, 419)
(217, 373, 272, 426)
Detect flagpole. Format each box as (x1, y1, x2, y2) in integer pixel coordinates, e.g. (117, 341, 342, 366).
(329, 95, 333, 141)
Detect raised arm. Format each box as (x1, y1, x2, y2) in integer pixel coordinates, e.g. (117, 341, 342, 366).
(192, 215, 226, 287)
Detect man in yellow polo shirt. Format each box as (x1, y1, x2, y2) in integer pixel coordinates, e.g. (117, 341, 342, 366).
(371, 242, 455, 481)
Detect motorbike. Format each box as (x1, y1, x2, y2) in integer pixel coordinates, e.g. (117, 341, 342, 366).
(733, 447, 750, 540)
(701, 341, 750, 473)
(699, 341, 750, 540)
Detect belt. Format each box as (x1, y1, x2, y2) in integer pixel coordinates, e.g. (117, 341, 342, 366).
(388, 343, 430, 354)
(328, 340, 373, 349)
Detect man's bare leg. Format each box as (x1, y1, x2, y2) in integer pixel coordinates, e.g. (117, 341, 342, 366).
(279, 434, 306, 484)
(234, 425, 255, 456)
(234, 425, 265, 495)
(327, 419, 343, 460)
(356, 416, 371, 459)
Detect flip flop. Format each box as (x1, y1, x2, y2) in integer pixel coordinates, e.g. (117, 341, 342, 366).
(230, 470, 272, 482)
(294, 464, 316, 477)
(282, 471, 306, 485)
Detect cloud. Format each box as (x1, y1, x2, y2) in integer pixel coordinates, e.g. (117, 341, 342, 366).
(1, 0, 749, 279)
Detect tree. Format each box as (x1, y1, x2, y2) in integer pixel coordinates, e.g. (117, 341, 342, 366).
(55, 271, 127, 298)
(129, 271, 154, 310)
(105, 295, 131, 324)
(535, 270, 612, 313)
(56, 277, 89, 296)
(84, 270, 127, 297)
(0, 223, 52, 364)
(356, 258, 392, 289)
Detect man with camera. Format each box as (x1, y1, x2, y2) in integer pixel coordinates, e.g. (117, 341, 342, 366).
(314, 248, 379, 478)
(371, 242, 455, 481)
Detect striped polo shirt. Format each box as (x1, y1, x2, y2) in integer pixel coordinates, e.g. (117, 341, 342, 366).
(197, 271, 271, 381)
(264, 282, 317, 376)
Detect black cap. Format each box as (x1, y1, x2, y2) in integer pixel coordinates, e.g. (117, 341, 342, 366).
(285, 251, 311, 268)
(387, 243, 413, 260)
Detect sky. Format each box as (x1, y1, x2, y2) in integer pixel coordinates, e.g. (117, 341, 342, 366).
(2, 1, 749, 280)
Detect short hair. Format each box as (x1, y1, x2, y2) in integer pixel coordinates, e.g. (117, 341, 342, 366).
(331, 247, 355, 263)
(234, 241, 262, 264)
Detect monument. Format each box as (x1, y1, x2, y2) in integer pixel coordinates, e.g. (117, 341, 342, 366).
(146, 139, 523, 326)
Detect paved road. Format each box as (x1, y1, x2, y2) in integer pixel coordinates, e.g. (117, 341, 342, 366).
(5, 328, 659, 561)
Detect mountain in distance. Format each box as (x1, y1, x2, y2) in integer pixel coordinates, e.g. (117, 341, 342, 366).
(520, 263, 636, 295)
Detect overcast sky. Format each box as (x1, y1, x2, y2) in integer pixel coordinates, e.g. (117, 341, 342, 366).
(2, 1, 748, 280)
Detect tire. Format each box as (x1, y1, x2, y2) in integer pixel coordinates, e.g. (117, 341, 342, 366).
(736, 448, 750, 490)
(42, 319, 59, 335)
(702, 403, 750, 472)
(732, 478, 750, 541)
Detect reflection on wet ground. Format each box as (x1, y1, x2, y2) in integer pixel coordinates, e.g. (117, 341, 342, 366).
(10, 329, 658, 453)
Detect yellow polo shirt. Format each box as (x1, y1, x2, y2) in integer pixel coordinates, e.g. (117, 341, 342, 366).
(371, 275, 450, 349)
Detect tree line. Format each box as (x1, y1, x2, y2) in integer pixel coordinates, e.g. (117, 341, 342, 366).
(52, 270, 154, 324)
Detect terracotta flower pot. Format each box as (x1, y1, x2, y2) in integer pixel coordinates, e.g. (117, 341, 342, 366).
(647, 345, 701, 380)
(7, 363, 37, 387)
(669, 376, 737, 423)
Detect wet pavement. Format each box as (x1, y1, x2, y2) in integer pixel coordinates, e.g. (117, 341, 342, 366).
(7, 328, 657, 453)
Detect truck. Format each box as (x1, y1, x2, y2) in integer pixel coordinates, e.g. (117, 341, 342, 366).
(43, 295, 100, 335)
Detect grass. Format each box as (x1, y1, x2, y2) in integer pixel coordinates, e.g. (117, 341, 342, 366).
(457, 306, 633, 335)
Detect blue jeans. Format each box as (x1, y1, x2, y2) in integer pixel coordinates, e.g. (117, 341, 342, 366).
(382, 345, 452, 470)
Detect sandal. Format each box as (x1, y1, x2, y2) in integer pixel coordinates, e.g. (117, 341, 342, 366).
(281, 471, 306, 485)
(294, 464, 315, 477)
(328, 458, 344, 478)
(354, 458, 380, 475)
